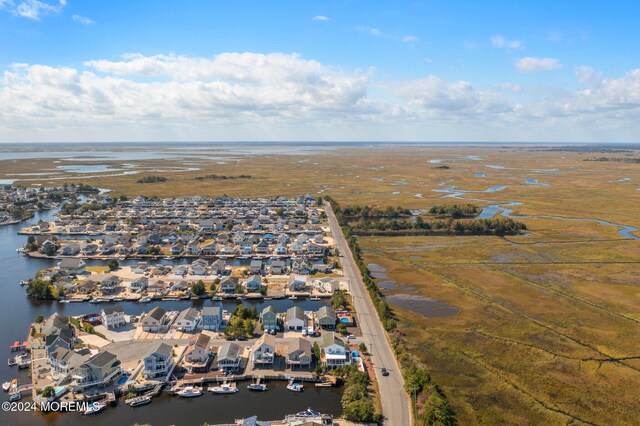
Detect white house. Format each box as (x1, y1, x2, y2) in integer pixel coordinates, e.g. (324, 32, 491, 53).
(319, 332, 349, 369)
(173, 307, 199, 332)
(201, 305, 223, 331)
(285, 306, 306, 331)
(140, 306, 169, 332)
(312, 277, 340, 293)
(251, 333, 276, 366)
(101, 305, 126, 329)
(142, 342, 174, 379)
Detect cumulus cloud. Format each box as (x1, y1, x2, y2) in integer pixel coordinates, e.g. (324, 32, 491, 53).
(384, 76, 512, 115)
(0, 0, 65, 20)
(312, 15, 329, 21)
(515, 57, 562, 73)
(72, 14, 94, 25)
(2, 51, 640, 142)
(491, 34, 524, 50)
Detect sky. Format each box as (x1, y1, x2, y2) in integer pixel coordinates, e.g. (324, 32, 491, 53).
(0, 0, 639, 143)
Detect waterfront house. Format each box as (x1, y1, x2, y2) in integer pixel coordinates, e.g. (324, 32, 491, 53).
(59, 258, 86, 274)
(73, 351, 121, 389)
(48, 347, 90, 375)
(100, 275, 122, 294)
(273, 245, 288, 256)
(285, 337, 312, 369)
(45, 327, 75, 355)
(316, 306, 337, 329)
(81, 244, 98, 256)
(140, 306, 169, 332)
(184, 333, 212, 373)
(269, 259, 286, 274)
(291, 258, 309, 275)
(171, 243, 185, 255)
(251, 334, 276, 366)
(219, 276, 239, 294)
(189, 259, 209, 275)
(285, 306, 306, 331)
(210, 259, 226, 275)
(77, 279, 97, 294)
(61, 243, 81, 256)
(306, 243, 325, 256)
(244, 274, 262, 292)
(201, 304, 223, 331)
(319, 332, 349, 369)
(249, 259, 263, 274)
(287, 275, 307, 292)
(142, 342, 174, 379)
(130, 276, 148, 293)
(261, 306, 278, 332)
(173, 307, 199, 332)
(101, 305, 126, 329)
(216, 342, 241, 370)
(312, 277, 340, 293)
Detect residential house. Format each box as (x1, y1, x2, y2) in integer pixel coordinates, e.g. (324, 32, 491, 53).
(130, 276, 148, 293)
(219, 277, 239, 294)
(173, 307, 199, 332)
(48, 347, 90, 375)
(285, 306, 306, 331)
(312, 277, 340, 293)
(59, 258, 86, 274)
(270, 259, 286, 275)
(216, 342, 241, 370)
(251, 334, 276, 366)
(189, 259, 209, 275)
(142, 342, 175, 379)
(184, 333, 212, 373)
(60, 243, 80, 256)
(249, 259, 263, 274)
(201, 304, 223, 331)
(261, 306, 278, 332)
(100, 275, 122, 294)
(285, 337, 312, 369)
(287, 275, 307, 292)
(244, 275, 262, 293)
(316, 306, 336, 329)
(73, 351, 121, 389)
(101, 305, 126, 329)
(140, 306, 169, 332)
(319, 332, 349, 369)
(291, 258, 309, 275)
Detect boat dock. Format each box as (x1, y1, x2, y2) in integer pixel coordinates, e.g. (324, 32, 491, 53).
(9, 341, 28, 351)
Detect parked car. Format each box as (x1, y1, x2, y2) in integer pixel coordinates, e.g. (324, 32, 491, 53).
(381, 368, 389, 376)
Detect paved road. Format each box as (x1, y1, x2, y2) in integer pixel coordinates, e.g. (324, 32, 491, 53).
(324, 201, 412, 426)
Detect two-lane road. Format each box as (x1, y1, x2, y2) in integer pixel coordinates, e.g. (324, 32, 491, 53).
(324, 201, 412, 426)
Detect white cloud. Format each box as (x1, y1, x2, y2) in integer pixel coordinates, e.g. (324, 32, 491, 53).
(384, 76, 512, 114)
(2, 51, 640, 142)
(358, 26, 418, 44)
(312, 15, 329, 21)
(369, 27, 383, 36)
(0, 0, 65, 20)
(72, 14, 94, 25)
(491, 34, 524, 50)
(402, 35, 419, 43)
(575, 66, 603, 87)
(515, 57, 562, 73)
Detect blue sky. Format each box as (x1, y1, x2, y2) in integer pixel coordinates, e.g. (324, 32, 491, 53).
(1, 0, 639, 142)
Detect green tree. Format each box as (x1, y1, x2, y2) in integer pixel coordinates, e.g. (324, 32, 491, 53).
(108, 260, 119, 271)
(191, 280, 205, 296)
(312, 341, 321, 360)
(41, 386, 55, 398)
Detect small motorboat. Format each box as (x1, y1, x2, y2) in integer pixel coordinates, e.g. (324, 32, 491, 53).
(9, 392, 21, 401)
(175, 386, 203, 397)
(8, 357, 17, 367)
(2, 381, 11, 392)
(211, 296, 222, 301)
(247, 378, 267, 391)
(89, 298, 101, 304)
(126, 395, 152, 407)
(138, 297, 151, 303)
(288, 295, 297, 300)
(309, 296, 321, 301)
(296, 408, 320, 417)
(208, 381, 238, 394)
(83, 402, 106, 415)
(286, 378, 303, 392)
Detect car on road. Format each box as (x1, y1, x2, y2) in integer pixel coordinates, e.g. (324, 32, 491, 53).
(381, 368, 389, 376)
(347, 334, 355, 339)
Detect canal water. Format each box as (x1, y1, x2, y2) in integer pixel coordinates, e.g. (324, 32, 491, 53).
(0, 208, 342, 425)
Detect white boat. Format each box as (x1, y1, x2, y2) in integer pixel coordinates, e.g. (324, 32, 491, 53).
(8, 358, 17, 366)
(208, 382, 239, 394)
(296, 408, 320, 417)
(126, 395, 152, 407)
(138, 297, 151, 303)
(83, 402, 106, 415)
(247, 378, 267, 391)
(288, 295, 297, 300)
(163, 256, 173, 260)
(286, 378, 304, 392)
(2, 381, 10, 392)
(175, 386, 203, 397)
(309, 296, 321, 301)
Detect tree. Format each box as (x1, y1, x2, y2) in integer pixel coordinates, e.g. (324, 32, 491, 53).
(332, 290, 347, 310)
(108, 260, 119, 271)
(36, 315, 44, 323)
(191, 280, 205, 296)
(41, 386, 55, 398)
(337, 323, 348, 335)
(359, 342, 367, 353)
(312, 341, 321, 360)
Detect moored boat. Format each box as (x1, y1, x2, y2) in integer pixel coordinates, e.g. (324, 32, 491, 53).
(247, 378, 267, 391)
(296, 408, 320, 417)
(126, 395, 152, 407)
(286, 378, 303, 392)
(208, 381, 238, 394)
(84, 402, 106, 415)
(9, 391, 21, 401)
(175, 386, 203, 397)
(2, 381, 10, 392)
